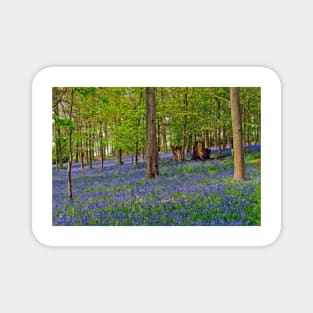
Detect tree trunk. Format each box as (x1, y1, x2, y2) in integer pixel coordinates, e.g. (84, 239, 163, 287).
(52, 88, 62, 171)
(155, 118, 160, 153)
(75, 141, 79, 163)
(204, 130, 209, 148)
(231, 87, 245, 181)
(161, 121, 167, 152)
(216, 100, 221, 157)
(208, 131, 212, 148)
(99, 123, 104, 171)
(86, 138, 89, 165)
(222, 127, 227, 151)
(67, 88, 74, 201)
(145, 87, 159, 178)
(116, 148, 123, 165)
(88, 130, 93, 169)
(135, 140, 138, 165)
(182, 87, 188, 161)
(80, 139, 84, 169)
(243, 104, 246, 150)
(54, 123, 60, 171)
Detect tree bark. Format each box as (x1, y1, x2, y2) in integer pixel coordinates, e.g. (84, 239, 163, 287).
(80, 138, 84, 169)
(99, 122, 104, 171)
(231, 87, 245, 181)
(116, 148, 123, 165)
(222, 127, 227, 151)
(145, 87, 159, 178)
(52, 88, 63, 171)
(204, 129, 209, 149)
(67, 88, 74, 201)
(182, 87, 188, 161)
(216, 99, 221, 157)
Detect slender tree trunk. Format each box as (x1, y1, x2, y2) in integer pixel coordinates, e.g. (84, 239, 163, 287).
(86, 137, 89, 165)
(161, 120, 167, 152)
(75, 139, 79, 163)
(135, 140, 138, 165)
(208, 131, 212, 148)
(204, 130, 209, 148)
(52, 88, 62, 171)
(157, 118, 161, 153)
(99, 123, 104, 171)
(54, 122, 60, 171)
(55, 117, 63, 170)
(182, 87, 188, 161)
(135, 123, 139, 165)
(88, 130, 93, 169)
(116, 148, 123, 165)
(217, 100, 221, 157)
(145, 87, 159, 178)
(243, 105, 246, 150)
(80, 139, 84, 169)
(57, 127, 63, 170)
(231, 87, 245, 181)
(222, 127, 227, 151)
(247, 114, 252, 152)
(67, 88, 74, 201)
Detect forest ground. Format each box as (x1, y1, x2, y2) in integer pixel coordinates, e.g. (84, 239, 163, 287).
(52, 146, 261, 226)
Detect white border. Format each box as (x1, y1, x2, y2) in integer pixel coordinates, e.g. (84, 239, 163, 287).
(32, 67, 281, 246)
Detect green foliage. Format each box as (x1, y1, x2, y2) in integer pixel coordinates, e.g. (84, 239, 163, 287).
(53, 114, 75, 129)
(74, 87, 96, 97)
(246, 151, 261, 161)
(52, 145, 69, 164)
(52, 87, 261, 165)
(100, 97, 109, 103)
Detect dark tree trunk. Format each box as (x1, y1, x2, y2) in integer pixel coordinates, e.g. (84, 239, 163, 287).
(80, 144, 84, 169)
(135, 140, 138, 165)
(67, 88, 74, 201)
(145, 87, 159, 178)
(157, 118, 161, 152)
(52, 88, 61, 171)
(116, 148, 123, 165)
(75, 141, 79, 163)
(80, 126, 84, 169)
(86, 138, 89, 165)
(99, 124, 104, 171)
(216, 99, 221, 157)
(88, 130, 93, 169)
(231, 87, 245, 181)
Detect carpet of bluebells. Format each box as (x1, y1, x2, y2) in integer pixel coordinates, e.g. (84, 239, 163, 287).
(53, 145, 261, 226)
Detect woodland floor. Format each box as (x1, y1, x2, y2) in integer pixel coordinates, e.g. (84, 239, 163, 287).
(52, 146, 261, 226)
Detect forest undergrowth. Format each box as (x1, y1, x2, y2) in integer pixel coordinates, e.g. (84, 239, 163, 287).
(53, 146, 261, 226)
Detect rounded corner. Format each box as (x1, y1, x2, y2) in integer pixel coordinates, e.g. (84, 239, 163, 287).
(32, 66, 55, 88)
(259, 66, 282, 88)
(31, 225, 53, 248)
(260, 225, 282, 247)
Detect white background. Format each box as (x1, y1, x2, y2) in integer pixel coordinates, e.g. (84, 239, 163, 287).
(33, 67, 281, 246)
(0, 0, 311, 312)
